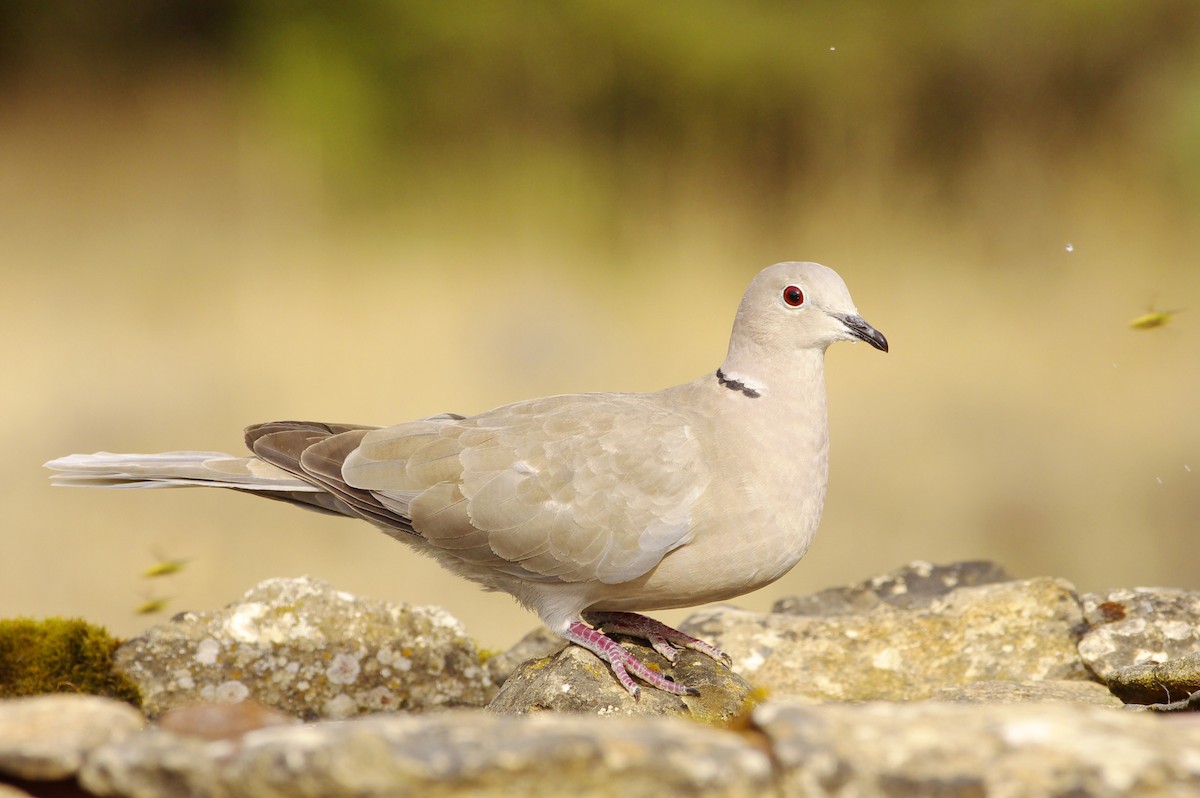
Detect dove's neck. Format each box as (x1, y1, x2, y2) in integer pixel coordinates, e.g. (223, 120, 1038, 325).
(717, 341, 829, 404)
(714, 341, 831, 498)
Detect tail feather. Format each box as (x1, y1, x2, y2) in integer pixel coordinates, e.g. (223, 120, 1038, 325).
(43, 451, 322, 492)
(44, 420, 404, 527)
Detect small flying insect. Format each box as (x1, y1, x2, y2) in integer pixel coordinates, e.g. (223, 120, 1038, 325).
(134, 595, 173, 615)
(143, 551, 188, 578)
(1128, 307, 1183, 331)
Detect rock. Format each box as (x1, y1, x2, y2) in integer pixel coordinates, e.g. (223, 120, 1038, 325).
(0, 694, 145, 781)
(682, 576, 1090, 701)
(79, 711, 774, 798)
(1079, 588, 1200, 681)
(115, 576, 495, 719)
(754, 700, 1200, 797)
(483, 627, 566, 687)
(157, 700, 299, 740)
(488, 639, 757, 721)
(773, 559, 1013, 616)
(1106, 652, 1200, 706)
(930, 679, 1123, 707)
(1135, 690, 1200, 713)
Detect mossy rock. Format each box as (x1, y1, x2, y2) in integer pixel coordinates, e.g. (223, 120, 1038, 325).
(0, 617, 140, 705)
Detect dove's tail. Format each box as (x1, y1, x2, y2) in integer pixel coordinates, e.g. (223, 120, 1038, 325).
(43, 451, 350, 516)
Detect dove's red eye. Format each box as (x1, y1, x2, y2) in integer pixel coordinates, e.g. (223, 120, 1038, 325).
(783, 286, 805, 306)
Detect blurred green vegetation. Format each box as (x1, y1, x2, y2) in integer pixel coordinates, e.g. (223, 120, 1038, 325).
(3, 0, 1198, 213)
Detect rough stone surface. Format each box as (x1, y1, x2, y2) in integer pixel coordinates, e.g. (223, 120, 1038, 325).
(930, 679, 1123, 707)
(488, 639, 756, 721)
(0, 694, 145, 781)
(483, 627, 566, 687)
(17, 563, 1200, 795)
(755, 700, 1200, 797)
(1136, 691, 1200, 713)
(1106, 652, 1200, 706)
(115, 576, 495, 719)
(79, 711, 774, 798)
(157, 700, 300, 740)
(682, 577, 1090, 701)
(1079, 587, 1200, 681)
(773, 559, 1013, 616)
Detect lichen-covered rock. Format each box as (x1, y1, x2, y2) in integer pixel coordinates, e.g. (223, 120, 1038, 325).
(0, 694, 145, 781)
(115, 577, 495, 719)
(930, 679, 1123, 707)
(79, 711, 774, 798)
(483, 627, 566, 687)
(487, 639, 757, 722)
(1105, 652, 1200, 707)
(773, 559, 1013, 616)
(754, 700, 1200, 797)
(682, 576, 1090, 701)
(1078, 588, 1200, 681)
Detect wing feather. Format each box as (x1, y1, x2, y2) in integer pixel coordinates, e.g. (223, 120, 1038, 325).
(341, 393, 707, 585)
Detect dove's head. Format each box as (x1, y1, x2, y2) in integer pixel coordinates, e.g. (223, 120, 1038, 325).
(722, 262, 887, 385)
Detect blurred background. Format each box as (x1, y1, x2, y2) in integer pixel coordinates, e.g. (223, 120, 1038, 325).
(2, 1, 1197, 648)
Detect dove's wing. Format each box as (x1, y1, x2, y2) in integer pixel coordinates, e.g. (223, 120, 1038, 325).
(341, 394, 708, 585)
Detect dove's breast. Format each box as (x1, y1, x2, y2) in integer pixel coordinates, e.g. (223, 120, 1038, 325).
(587, 364, 831, 612)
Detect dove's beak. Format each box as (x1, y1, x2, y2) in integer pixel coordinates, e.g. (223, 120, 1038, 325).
(836, 314, 889, 352)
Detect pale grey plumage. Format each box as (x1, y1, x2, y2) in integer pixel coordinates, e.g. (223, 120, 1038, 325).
(46, 261, 887, 695)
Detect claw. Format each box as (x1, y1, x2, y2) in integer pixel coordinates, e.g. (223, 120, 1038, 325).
(561, 612, 733, 695)
(585, 611, 733, 669)
(563, 619, 699, 696)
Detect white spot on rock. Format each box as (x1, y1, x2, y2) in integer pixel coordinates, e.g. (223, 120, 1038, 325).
(215, 680, 250, 703)
(1001, 719, 1053, 745)
(326, 653, 361, 685)
(172, 668, 195, 691)
(195, 637, 221, 666)
(1160, 620, 1193, 640)
(364, 686, 396, 710)
(740, 649, 766, 672)
(226, 603, 266, 643)
(872, 648, 902, 671)
(322, 694, 358, 720)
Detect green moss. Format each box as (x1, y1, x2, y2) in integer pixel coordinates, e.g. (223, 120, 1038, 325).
(0, 617, 140, 705)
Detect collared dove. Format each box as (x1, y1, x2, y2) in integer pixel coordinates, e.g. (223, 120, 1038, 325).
(46, 262, 887, 696)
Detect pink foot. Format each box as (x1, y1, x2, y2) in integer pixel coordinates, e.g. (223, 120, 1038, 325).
(563, 620, 698, 697)
(585, 611, 733, 668)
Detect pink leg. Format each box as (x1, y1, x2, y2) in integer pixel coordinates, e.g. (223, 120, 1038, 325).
(585, 611, 733, 667)
(563, 620, 698, 698)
